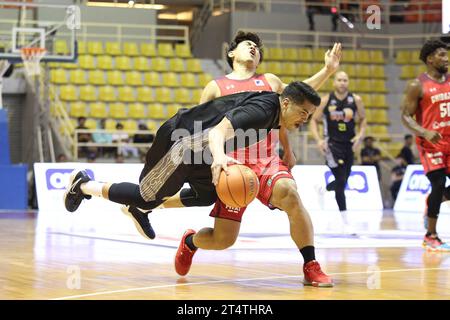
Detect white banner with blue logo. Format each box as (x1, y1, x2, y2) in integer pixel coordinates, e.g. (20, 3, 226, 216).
(394, 165, 450, 213)
(34, 163, 383, 237)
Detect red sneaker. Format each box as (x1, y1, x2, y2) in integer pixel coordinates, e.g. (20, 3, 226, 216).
(303, 260, 334, 287)
(175, 229, 197, 276)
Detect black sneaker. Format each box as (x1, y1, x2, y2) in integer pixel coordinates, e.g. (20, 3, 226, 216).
(121, 206, 155, 239)
(63, 170, 92, 212)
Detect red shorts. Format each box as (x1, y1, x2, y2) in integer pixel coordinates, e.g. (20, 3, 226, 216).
(209, 156, 294, 222)
(417, 136, 450, 174)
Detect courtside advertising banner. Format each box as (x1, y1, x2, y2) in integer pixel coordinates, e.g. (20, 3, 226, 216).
(34, 163, 383, 236)
(394, 164, 450, 213)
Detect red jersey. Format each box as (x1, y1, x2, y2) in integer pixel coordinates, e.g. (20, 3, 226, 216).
(214, 74, 280, 167)
(417, 73, 450, 136)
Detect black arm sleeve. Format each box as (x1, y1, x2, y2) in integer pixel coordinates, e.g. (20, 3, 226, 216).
(225, 101, 276, 131)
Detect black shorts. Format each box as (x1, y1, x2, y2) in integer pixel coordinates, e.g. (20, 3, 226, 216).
(138, 119, 216, 205)
(325, 140, 354, 168)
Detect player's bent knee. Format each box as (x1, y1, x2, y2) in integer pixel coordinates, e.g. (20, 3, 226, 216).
(273, 179, 301, 211)
(213, 233, 237, 250)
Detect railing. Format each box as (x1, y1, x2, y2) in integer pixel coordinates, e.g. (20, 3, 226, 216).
(210, 0, 442, 24)
(74, 128, 154, 160)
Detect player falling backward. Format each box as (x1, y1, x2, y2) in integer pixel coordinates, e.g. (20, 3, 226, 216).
(65, 82, 335, 287)
(401, 39, 450, 251)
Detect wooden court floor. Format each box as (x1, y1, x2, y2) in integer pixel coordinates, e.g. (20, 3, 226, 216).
(1, 211, 450, 300)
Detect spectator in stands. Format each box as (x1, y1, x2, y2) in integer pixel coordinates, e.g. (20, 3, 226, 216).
(76, 116, 96, 158)
(87, 152, 97, 163)
(133, 122, 154, 158)
(306, 0, 323, 31)
(115, 153, 125, 163)
(361, 136, 382, 180)
(112, 122, 139, 158)
(92, 119, 114, 157)
(390, 155, 407, 202)
(399, 134, 415, 165)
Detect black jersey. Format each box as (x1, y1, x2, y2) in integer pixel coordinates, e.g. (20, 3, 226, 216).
(323, 92, 357, 144)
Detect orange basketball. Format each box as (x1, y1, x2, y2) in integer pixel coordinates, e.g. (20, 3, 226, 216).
(216, 165, 260, 208)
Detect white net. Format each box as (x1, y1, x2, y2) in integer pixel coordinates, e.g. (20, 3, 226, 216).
(20, 47, 46, 77)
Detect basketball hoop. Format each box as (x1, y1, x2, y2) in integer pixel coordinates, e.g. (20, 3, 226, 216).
(20, 47, 46, 76)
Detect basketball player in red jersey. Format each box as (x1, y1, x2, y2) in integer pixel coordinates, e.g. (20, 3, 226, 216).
(160, 32, 342, 286)
(401, 39, 450, 251)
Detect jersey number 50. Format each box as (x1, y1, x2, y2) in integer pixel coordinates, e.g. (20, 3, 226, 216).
(440, 102, 450, 118)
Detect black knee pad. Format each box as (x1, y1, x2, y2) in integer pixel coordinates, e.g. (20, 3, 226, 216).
(426, 170, 446, 218)
(180, 188, 217, 207)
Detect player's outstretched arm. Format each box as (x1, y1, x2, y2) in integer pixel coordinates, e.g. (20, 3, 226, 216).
(401, 79, 442, 144)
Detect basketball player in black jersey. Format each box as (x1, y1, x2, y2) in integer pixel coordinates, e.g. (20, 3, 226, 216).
(310, 71, 367, 231)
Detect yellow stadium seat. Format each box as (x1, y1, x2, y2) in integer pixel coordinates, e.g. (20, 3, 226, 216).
(267, 47, 283, 61)
(284, 48, 299, 61)
(342, 50, 356, 63)
(168, 58, 185, 72)
(105, 119, 117, 131)
(70, 102, 87, 117)
(78, 55, 95, 69)
(50, 69, 67, 84)
(148, 103, 166, 119)
(162, 72, 179, 87)
(298, 48, 313, 61)
(396, 51, 411, 64)
(297, 63, 312, 76)
(115, 56, 132, 71)
(356, 50, 371, 63)
(88, 70, 106, 85)
(59, 85, 77, 101)
(48, 62, 61, 69)
(118, 86, 135, 102)
(371, 125, 389, 140)
(356, 79, 371, 92)
(370, 50, 385, 64)
(89, 102, 108, 118)
(125, 71, 143, 86)
(87, 41, 104, 55)
(150, 57, 167, 72)
(400, 65, 416, 79)
(123, 42, 139, 56)
(123, 119, 138, 133)
(97, 55, 114, 70)
(281, 76, 295, 84)
(180, 73, 197, 88)
(105, 42, 122, 56)
(79, 85, 97, 102)
(69, 69, 87, 85)
(257, 63, 267, 74)
(197, 73, 212, 87)
(371, 65, 385, 78)
(166, 103, 182, 118)
(109, 102, 127, 119)
(358, 93, 372, 107)
(134, 57, 151, 71)
(98, 86, 116, 102)
(355, 64, 370, 78)
(128, 103, 146, 119)
(365, 109, 374, 123)
(77, 41, 86, 55)
(145, 120, 157, 132)
(61, 61, 77, 69)
(174, 88, 191, 104)
(137, 87, 154, 103)
(158, 43, 174, 57)
(106, 70, 124, 86)
(186, 59, 202, 73)
(312, 48, 327, 62)
(411, 50, 421, 64)
(320, 79, 333, 92)
(416, 64, 426, 74)
(266, 62, 281, 74)
(155, 87, 173, 103)
(371, 94, 387, 108)
(54, 40, 68, 55)
(175, 44, 192, 58)
(372, 79, 387, 93)
(372, 110, 389, 124)
(283, 62, 297, 76)
(348, 80, 357, 92)
(191, 89, 203, 103)
(340, 65, 356, 77)
(140, 43, 157, 57)
(144, 72, 161, 86)
(84, 119, 97, 130)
